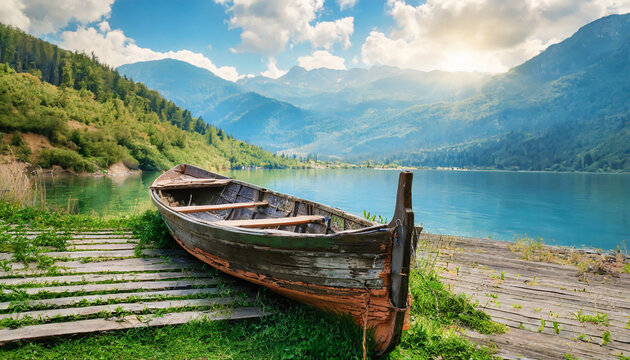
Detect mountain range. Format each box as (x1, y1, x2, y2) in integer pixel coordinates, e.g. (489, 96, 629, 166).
(118, 13, 630, 172)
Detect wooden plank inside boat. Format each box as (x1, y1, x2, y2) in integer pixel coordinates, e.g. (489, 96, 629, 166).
(213, 215, 326, 228)
(171, 201, 268, 213)
(151, 179, 231, 190)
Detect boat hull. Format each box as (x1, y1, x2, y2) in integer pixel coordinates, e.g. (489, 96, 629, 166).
(150, 165, 416, 354)
(154, 201, 403, 353)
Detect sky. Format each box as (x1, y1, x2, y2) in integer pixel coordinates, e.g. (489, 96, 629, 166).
(1, 0, 630, 82)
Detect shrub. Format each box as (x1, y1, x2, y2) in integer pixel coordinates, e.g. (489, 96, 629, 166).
(38, 148, 95, 172)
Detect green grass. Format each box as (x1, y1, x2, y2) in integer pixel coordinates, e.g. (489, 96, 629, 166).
(0, 201, 131, 230)
(0, 301, 367, 360)
(0, 204, 506, 359)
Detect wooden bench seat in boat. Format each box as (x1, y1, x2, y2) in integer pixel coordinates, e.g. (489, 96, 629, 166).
(214, 215, 325, 229)
(152, 179, 231, 190)
(171, 201, 269, 213)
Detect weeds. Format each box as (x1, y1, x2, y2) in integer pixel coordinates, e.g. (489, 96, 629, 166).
(602, 330, 611, 345)
(572, 309, 609, 326)
(129, 210, 174, 250)
(575, 333, 591, 342)
(0, 161, 45, 207)
(538, 318, 546, 333)
(510, 236, 628, 275)
(362, 210, 388, 224)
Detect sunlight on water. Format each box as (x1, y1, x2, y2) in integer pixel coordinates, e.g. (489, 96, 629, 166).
(43, 169, 630, 250)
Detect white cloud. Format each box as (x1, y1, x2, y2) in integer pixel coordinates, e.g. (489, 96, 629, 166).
(337, 0, 358, 11)
(260, 58, 287, 79)
(297, 50, 346, 70)
(301, 17, 353, 50)
(216, 0, 354, 55)
(98, 21, 111, 33)
(59, 26, 243, 82)
(0, 0, 114, 35)
(0, 0, 30, 30)
(361, 0, 630, 73)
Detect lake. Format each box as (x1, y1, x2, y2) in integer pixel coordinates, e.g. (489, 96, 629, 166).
(43, 169, 630, 251)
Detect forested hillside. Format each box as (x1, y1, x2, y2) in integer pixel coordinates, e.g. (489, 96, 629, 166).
(391, 115, 630, 172)
(0, 23, 301, 172)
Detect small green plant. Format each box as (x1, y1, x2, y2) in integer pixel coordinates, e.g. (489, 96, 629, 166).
(538, 317, 546, 333)
(576, 333, 590, 342)
(512, 304, 522, 309)
(624, 263, 630, 274)
(553, 320, 562, 334)
(518, 322, 525, 329)
(534, 307, 542, 312)
(601, 330, 611, 345)
(0, 259, 10, 271)
(564, 353, 578, 360)
(626, 316, 630, 330)
(500, 271, 505, 280)
(573, 309, 609, 326)
(362, 210, 388, 224)
(617, 353, 630, 360)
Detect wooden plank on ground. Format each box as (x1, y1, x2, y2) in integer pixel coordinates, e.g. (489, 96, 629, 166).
(171, 201, 268, 213)
(69, 239, 139, 245)
(0, 297, 242, 321)
(0, 271, 215, 286)
(17, 234, 136, 240)
(0, 257, 201, 276)
(68, 243, 138, 251)
(0, 249, 185, 262)
(38, 249, 188, 259)
(0, 307, 262, 345)
(2, 278, 220, 295)
(0, 288, 221, 311)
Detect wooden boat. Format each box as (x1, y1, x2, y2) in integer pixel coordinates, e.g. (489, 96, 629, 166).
(150, 164, 419, 354)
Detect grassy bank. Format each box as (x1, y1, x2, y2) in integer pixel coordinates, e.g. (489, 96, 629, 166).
(0, 202, 506, 359)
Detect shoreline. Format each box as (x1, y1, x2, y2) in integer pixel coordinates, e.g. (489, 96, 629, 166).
(421, 233, 630, 359)
(423, 232, 630, 258)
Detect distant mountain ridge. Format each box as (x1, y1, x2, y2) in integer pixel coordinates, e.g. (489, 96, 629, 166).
(118, 13, 630, 172)
(118, 59, 314, 151)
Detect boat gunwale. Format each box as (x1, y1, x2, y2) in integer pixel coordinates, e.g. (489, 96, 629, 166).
(150, 167, 388, 238)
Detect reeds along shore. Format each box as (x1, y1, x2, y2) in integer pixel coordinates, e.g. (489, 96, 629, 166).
(0, 160, 46, 207)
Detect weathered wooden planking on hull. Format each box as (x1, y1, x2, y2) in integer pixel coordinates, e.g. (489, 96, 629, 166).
(150, 164, 418, 354)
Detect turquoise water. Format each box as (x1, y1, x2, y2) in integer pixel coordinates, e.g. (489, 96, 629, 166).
(43, 169, 630, 250)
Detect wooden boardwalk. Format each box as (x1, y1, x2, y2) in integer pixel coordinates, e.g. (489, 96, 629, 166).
(0, 230, 264, 345)
(421, 234, 630, 360)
